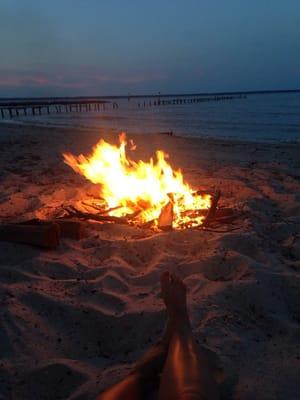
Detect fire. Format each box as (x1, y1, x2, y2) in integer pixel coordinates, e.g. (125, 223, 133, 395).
(63, 134, 211, 229)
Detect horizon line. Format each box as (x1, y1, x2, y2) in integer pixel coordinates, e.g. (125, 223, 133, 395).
(1, 88, 300, 101)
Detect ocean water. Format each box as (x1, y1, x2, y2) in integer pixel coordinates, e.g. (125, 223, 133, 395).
(1, 92, 300, 143)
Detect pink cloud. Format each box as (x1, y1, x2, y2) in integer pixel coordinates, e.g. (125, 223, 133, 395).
(0, 65, 165, 91)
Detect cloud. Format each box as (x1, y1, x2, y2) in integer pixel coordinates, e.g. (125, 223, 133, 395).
(0, 64, 165, 94)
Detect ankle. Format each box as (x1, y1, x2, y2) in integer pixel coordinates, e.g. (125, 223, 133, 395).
(169, 311, 191, 330)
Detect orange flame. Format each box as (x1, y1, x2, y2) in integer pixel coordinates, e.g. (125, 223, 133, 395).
(63, 134, 211, 228)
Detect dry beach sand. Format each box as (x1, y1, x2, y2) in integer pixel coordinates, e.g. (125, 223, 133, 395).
(0, 123, 300, 399)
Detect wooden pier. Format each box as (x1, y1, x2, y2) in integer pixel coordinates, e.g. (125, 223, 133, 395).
(137, 94, 246, 108)
(0, 98, 111, 119)
(0, 93, 247, 119)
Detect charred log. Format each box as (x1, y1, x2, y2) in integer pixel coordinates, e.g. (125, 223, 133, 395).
(203, 190, 221, 226)
(158, 201, 174, 230)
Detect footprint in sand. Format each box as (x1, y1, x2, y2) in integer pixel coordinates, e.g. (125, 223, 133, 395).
(201, 251, 253, 281)
(14, 361, 86, 400)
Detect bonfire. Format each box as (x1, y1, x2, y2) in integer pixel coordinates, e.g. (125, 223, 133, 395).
(62, 134, 215, 230)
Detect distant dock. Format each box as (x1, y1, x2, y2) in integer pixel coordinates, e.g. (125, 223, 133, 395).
(137, 94, 246, 108)
(0, 94, 248, 119)
(0, 98, 113, 119)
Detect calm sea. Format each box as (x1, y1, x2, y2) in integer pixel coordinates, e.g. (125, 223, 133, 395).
(1, 92, 300, 143)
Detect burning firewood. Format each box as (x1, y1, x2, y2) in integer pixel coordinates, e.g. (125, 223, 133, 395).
(203, 190, 221, 226)
(82, 201, 123, 215)
(158, 201, 174, 230)
(62, 134, 212, 229)
(62, 205, 128, 224)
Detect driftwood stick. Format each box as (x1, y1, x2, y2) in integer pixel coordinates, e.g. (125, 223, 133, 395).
(214, 207, 234, 218)
(181, 209, 207, 218)
(62, 206, 128, 224)
(193, 189, 214, 197)
(125, 209, 142, 220)
(139, 219, 156, 229)
(213, 215, 239, 225)
(203, 190, 221, 226)
(82, 201, 105, 211)
(82, 202, 123, 215)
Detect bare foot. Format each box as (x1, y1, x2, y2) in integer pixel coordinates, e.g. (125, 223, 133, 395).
(160, 271, 190, 330)
(131, 272, 189, 378)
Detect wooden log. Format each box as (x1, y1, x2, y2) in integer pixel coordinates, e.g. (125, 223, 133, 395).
(140, 219, 156, 229)
(194, 189, 214, 197)
(54, 219, 85, 240)
(203, 190, 221, 226)
(82, 202, 123, 214)
(214, 207, 234, 219)
(19, 218, 85, 240)
(63, 206, 128, 224)
(0, 223, 60, 249)
(181, 209, 207, 218)
(158, 201, 173, 230)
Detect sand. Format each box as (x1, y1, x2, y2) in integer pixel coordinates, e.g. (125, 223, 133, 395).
(0, 122, 299, 400)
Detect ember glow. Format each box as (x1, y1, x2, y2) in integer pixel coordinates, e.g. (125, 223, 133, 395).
(63, 134, 211, 228)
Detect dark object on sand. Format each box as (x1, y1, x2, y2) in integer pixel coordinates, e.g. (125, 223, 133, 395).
(0, 222, 60, 249)
(159, 131, 173, 136)
(0, 219, 85, 249)
(53, 219, 85, 240)
(21, 218, 85, 240)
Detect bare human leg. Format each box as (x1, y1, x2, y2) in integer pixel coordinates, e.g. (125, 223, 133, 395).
(158, 272, 221, 400)
(96, 320, 172, 400)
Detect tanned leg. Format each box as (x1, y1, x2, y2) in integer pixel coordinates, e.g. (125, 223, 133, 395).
(158, 272, 221, 400)
(96, 319, 172, 400)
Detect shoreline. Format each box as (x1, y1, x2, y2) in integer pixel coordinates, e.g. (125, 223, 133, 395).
(1, 120, 300, 146)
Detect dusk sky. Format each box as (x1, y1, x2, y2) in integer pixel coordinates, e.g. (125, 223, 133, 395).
(0, 0, 299, 97)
